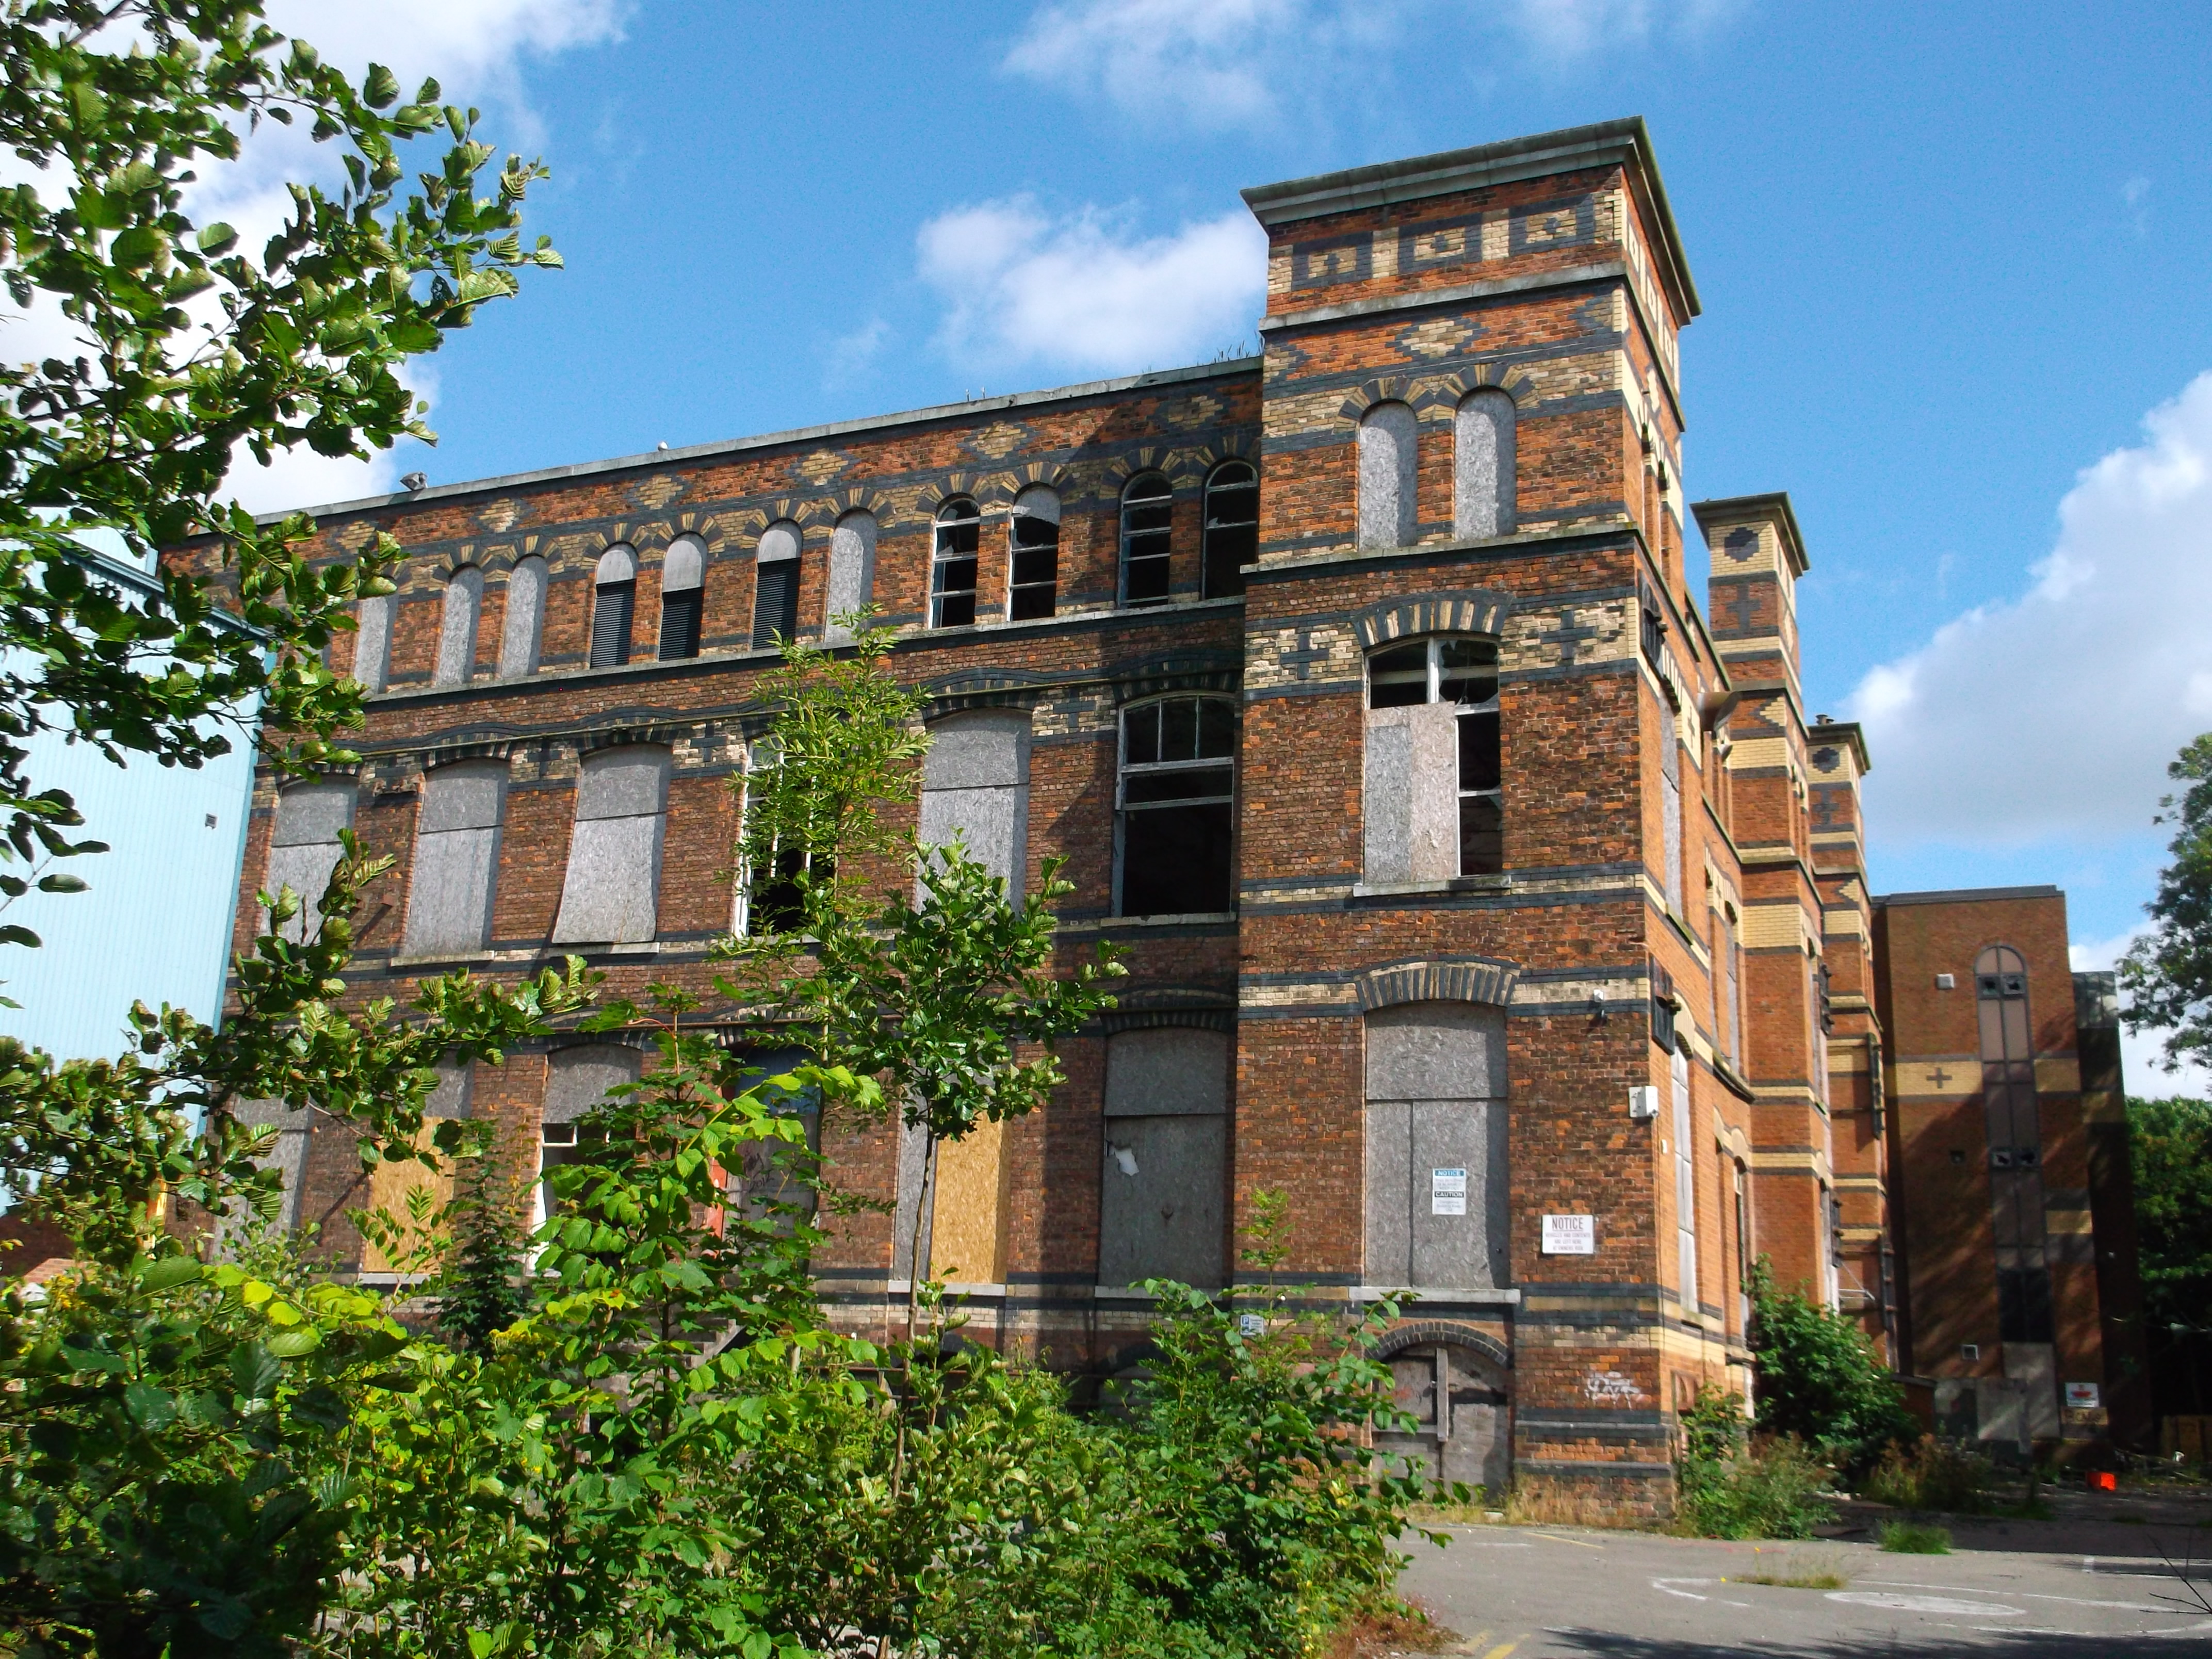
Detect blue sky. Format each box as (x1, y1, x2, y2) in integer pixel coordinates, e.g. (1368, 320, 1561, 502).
(71, 0, 2212, 1078)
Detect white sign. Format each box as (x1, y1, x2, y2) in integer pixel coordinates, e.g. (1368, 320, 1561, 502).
(2064, 1382, 2101, 1410)
(1542, 1213, 1596, 1255)
(1431, 1168, 1468, 1216)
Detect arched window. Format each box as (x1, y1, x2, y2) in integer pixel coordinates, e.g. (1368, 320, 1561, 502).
(434, 565, 482, 688)
(1120, 474, 1173, 606)
(590, 544, 637, 669)
(266, 780, 354, 944)
(498, 556, 547, 677)
(1357, 400, 1418, 549)
(551, 744, 670, 944)
(402, 759, 506, 957)
(658, 533, 705, 661)
(353, 592, 393, 692)
(931, 498, 980, 628)
(826, 510, 876, 641)
(1117, 695, 1235, 916)
(1007, 484, 1060, 621)
(1453, 388, 1516, 540)
(919, 709, 1031, 893)
(1202, 460, 1257, 598)
(1363, 636, 1502, 881)
(752, 520, 800, 649)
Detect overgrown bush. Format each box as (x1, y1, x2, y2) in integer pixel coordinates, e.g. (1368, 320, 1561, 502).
(1860, 1436, 1993, 1514)
(1674, 1386, 1831, 1540)
(1748, 1260, 1916, 1477)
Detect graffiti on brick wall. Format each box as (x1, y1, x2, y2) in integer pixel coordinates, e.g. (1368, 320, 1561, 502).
(1582, 1369, 1643, 1405)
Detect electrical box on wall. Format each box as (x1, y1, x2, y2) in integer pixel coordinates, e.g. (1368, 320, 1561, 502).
(1628, 1085, 1660, 1119)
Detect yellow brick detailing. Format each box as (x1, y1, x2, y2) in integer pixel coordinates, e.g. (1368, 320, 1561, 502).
(2034, 1056, 2083, 1094)
(1741, 902, 1813, 951)
(1893, 1060, 1974, 1098)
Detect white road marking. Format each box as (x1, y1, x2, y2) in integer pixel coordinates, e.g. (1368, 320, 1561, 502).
(1652, 1577, 1714, 1601)
(1863, 1576, 2170, 1612)
(1828, 1591, 2024, 1615)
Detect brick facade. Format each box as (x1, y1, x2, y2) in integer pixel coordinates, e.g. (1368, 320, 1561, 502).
(191, 118, 1977, 1513)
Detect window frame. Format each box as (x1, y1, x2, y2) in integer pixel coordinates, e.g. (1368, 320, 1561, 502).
(590, 544, 638, 669)
(1114, 693, 1237, 918)
(1363, 633, 1504, 877)
(752, 520, 801, 650)
(1201, 459, 1257, 599)
(1119, 473, 1174, 608)
(1006, 484, 1060, 622)
(931, 497, 981, 628)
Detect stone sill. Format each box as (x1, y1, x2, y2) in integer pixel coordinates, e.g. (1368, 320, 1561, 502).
(1351, 1286, 1521, 1306)
(1101, 910, 1238, 928)
(1349, 876, 1512, 902)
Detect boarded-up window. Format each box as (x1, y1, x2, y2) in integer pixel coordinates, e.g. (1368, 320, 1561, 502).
(918, 709, 1030, 892)
(1364, 637, 1502, 883)
(590, 544, 637, 668)
(1672, 1042, 1697, 1314)
(1364, 1001, 1508, 1289)
(753, 519, 800, 648)
(1099, 1026, 1229, 1288)
(1202, 459, 1257, 599)
(267, 781, 354, 942)
(1118, 696, 1234, 916)
(1452, 388, 1516, 540)
(1661, 721, 1683, 915)
(825, 511, 876, 642)
(540, 1044, 642, 1225)
(498, 555, 547, 676)
(354, 593, 393, 692)
(221, 1098, 311, 1243)
(1007, 484, 1059, 621)
(1357, 401, 1418, 549)
(402, 760, 506, 957)
(550, 745, 669, 944)
(435, 564, 483, 687)
(657, 533, 705, 660)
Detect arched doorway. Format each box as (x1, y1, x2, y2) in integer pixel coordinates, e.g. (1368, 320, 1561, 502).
(1372, 1323, 1510, 1494)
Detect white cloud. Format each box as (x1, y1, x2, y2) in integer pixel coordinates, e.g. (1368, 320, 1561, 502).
(1004, 0, 1738, 128)
(2070, 927, 2211, 1099)
(825, 318, 891, 390)
(1850, 370, 2212, 846)
(917, 198, 1265, 377)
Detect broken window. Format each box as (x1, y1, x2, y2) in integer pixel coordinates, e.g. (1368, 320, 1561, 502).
(499, 555, 547, 676)
(727, 1046, 821, 1230)
(550, 744, 669, 944)
(919, 709, 1031, 892)
(825, 510, 876, 641)
(932, 497, 980, 627)
(753, 519, 800, 648)
(1099, 1026, 1229, 1288)
(1202, 459, 1257, 598)
(1120, 473, 1173, 605)
(267, 780, 354, 943)
(1452, 388, 1515, 540)
(353, 592, 393, 691)
(733, 742, 828, 937)
(401, 760, 506, 958)
(1007, 484, 1060, 621)
(657, 533, 705, 660)
(1649, 958, 1678, 1052)
(1357, 400, 1418, 549)
(590, 544, 637, 668)
(1362, 636, 1502, 883)
(1117, 695, 1234, 917)
(540, 1044, 642, 1227)
(434, 564, 483, 687)
(1363, 1001, 1508, 1289)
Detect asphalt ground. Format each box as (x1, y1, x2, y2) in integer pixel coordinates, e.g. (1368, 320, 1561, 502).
(1395, 1519, 2212, 1656)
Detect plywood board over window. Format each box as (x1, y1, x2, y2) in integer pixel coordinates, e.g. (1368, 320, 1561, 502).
(1364, 1002, 1509, 1290)
(359, 1059, 473, 1275)
(1099, 1026, 1230, 1288)
(551, 745, 670, 945)
(266, 781, 354, 944)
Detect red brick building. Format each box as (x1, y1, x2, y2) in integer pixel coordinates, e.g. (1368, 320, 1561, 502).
(215, 119, 1907, 1515)
(1872, 888, 2151, 1452)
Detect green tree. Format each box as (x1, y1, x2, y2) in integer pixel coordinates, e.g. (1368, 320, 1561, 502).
(0, 0, 559, 942)
(1747, 1258, 1914, 1477)
(2121, 733, 2212, 1070)
(2128, 1094, 2212, 1414)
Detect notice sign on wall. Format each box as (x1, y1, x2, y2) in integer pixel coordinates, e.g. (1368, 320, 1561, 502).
(1541, 1213, 1596, 1255)
(1431, 1168, 1468, 1215)
(2064, 1382, 2101, 1410)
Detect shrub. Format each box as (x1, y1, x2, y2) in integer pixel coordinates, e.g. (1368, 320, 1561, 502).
(1674, 1386, 1832, 1540)
(1860, 1437, 1993, 1514)
(1878, 1520, 1953, 1554)
(1748, 1260, 1917, 1476)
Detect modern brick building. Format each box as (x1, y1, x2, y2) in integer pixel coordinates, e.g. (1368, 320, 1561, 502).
(213, 118, 1917, 1515)
(1872, 887, 2151, 1452)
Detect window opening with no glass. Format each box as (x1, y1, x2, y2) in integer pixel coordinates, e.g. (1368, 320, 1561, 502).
(1120, 474, 1174, 606)
(932, 498, 980, 627)
(1118, 695, 1235, 916)
(1007, 485, 1060, 621)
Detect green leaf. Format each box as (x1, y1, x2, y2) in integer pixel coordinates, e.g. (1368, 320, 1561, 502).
(232, 1342, 282, 1401)
(0, 925, 42, 948)
(124, 1380, 176, 1428)
(197, 221, 238, 255)
(266, 1328, 322, 1358)
(364, 64, 402, 108)
(135, 1254, 202, 1291)
(37, 873, 88, 893)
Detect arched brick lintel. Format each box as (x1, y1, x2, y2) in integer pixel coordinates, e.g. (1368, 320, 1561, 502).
(1354, 956, 1520, 1013)
(1370, 1319, 1510, 1371)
